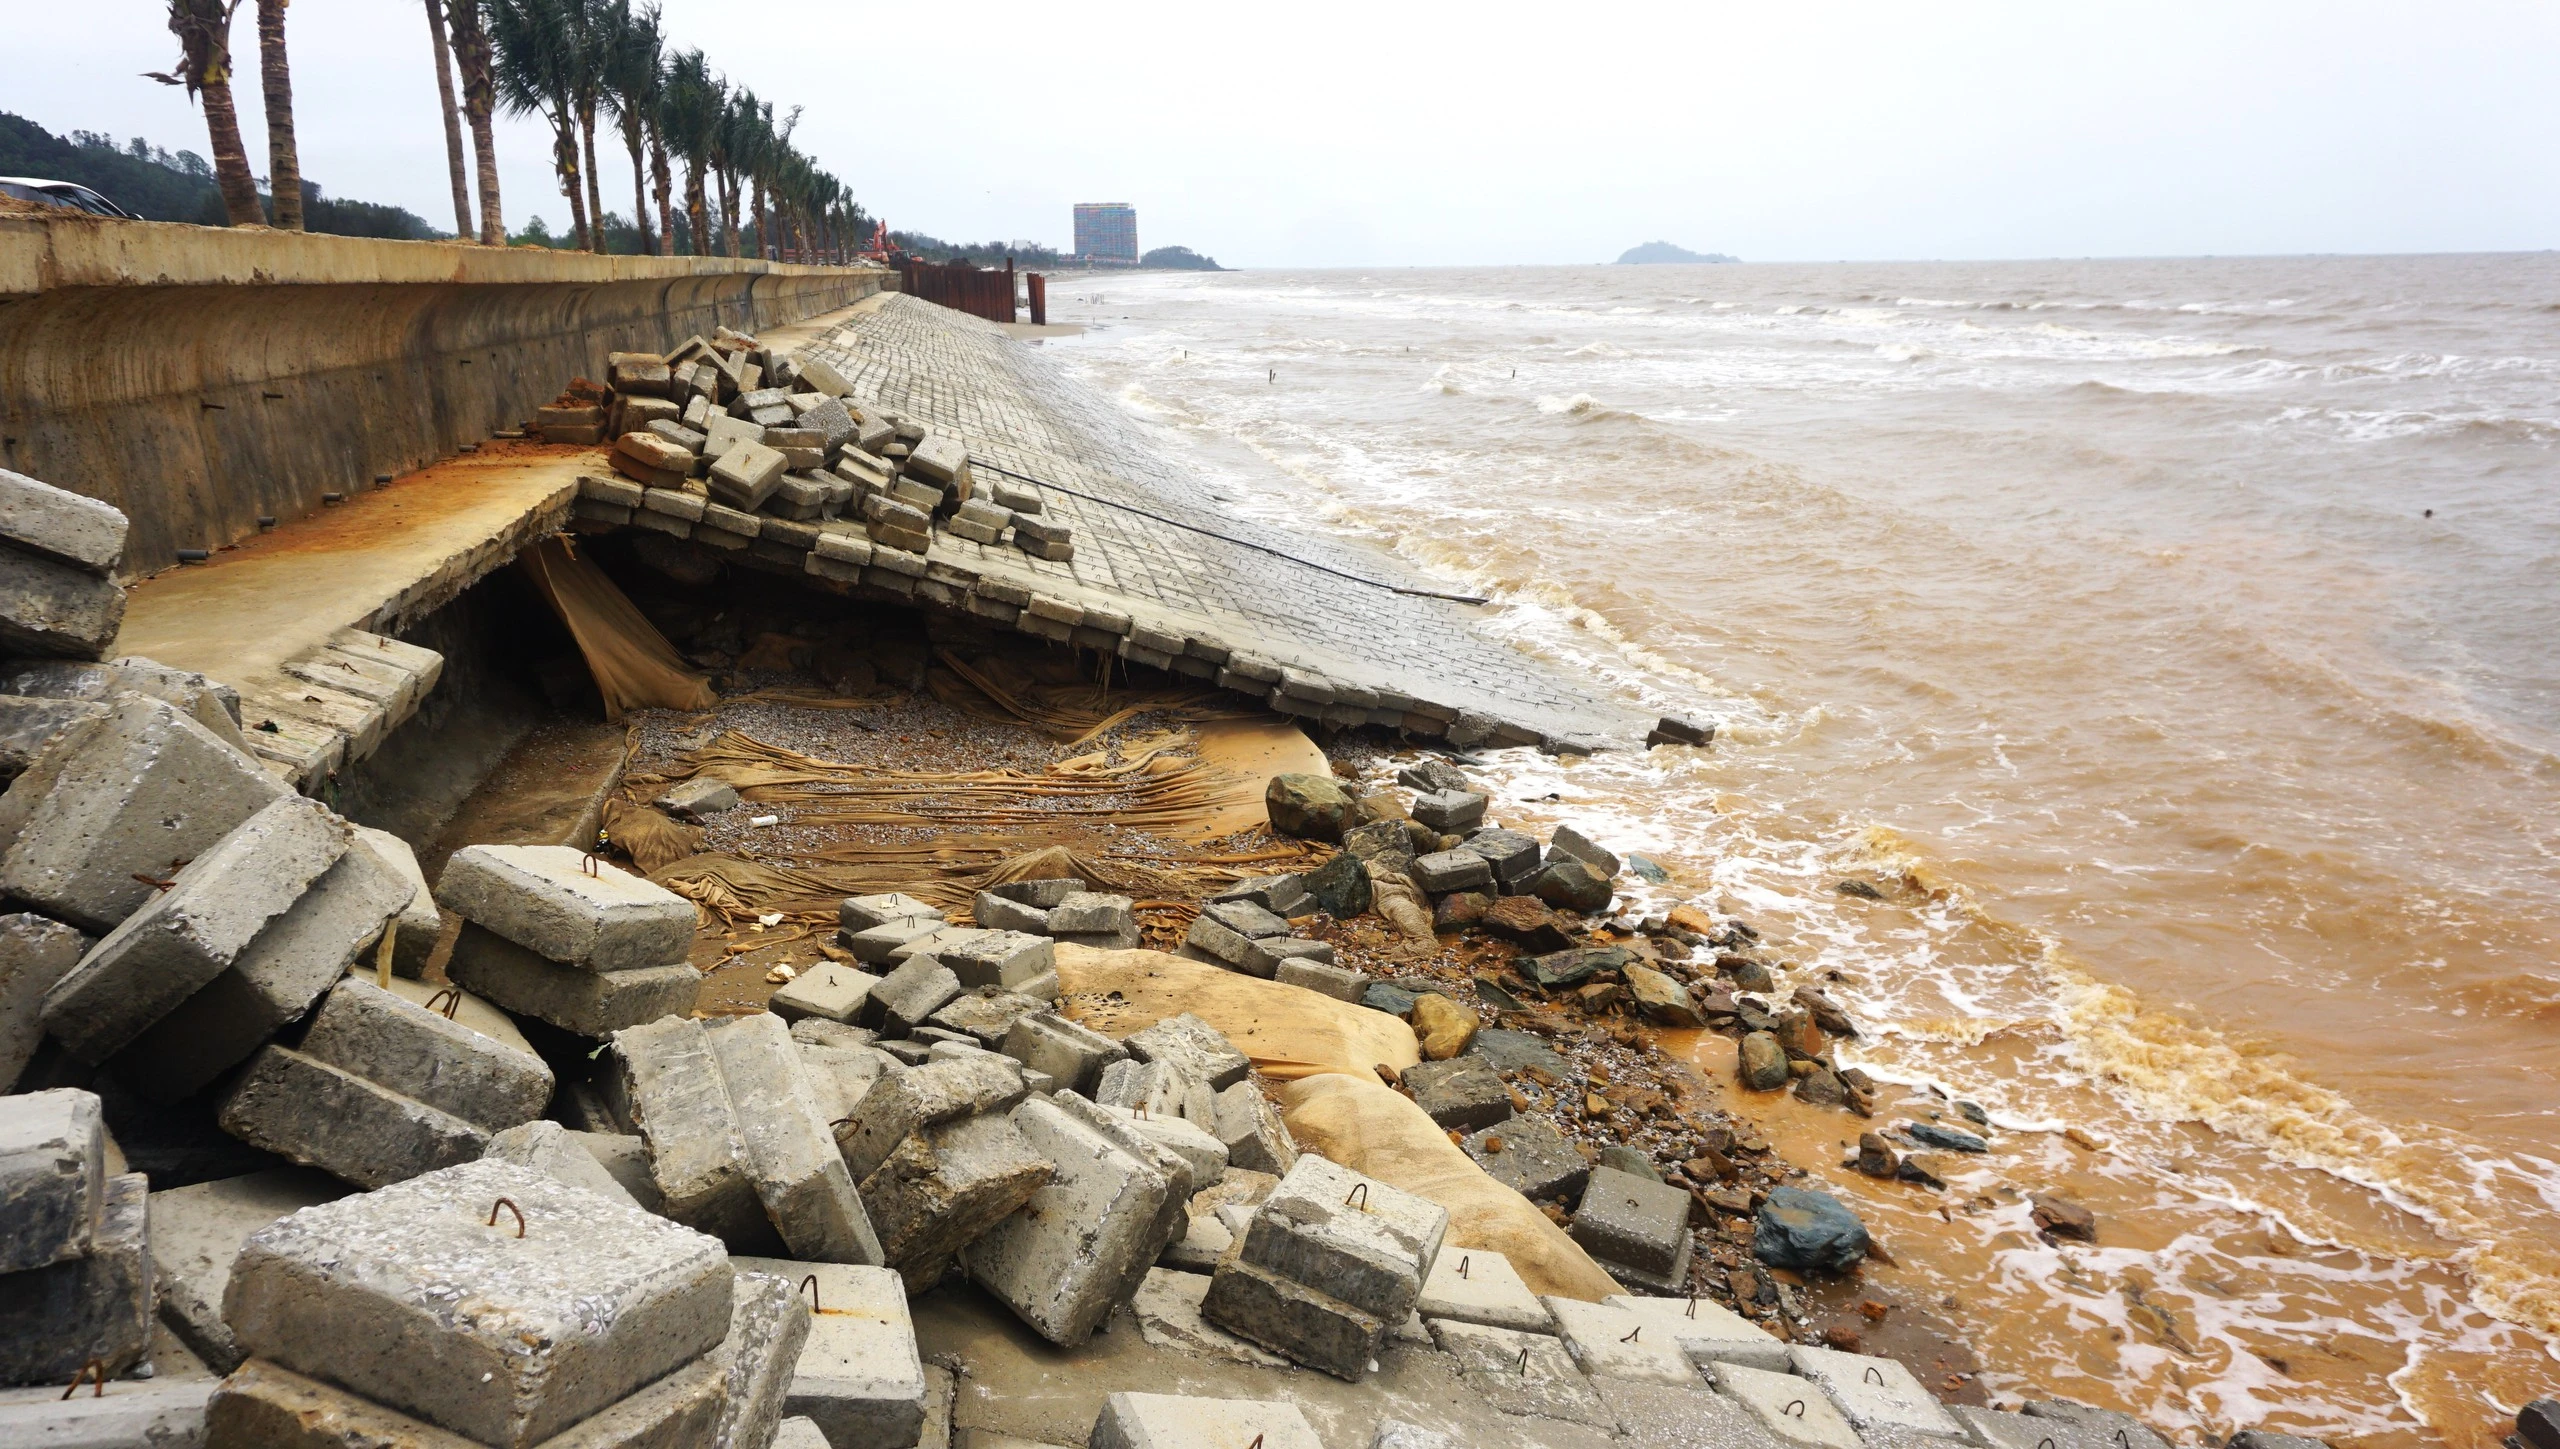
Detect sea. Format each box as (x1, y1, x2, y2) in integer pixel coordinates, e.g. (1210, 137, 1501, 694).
(1038, 254, 2560, 1449)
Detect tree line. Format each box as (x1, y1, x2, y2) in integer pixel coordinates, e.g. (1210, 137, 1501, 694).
(149, 0, 869, 261)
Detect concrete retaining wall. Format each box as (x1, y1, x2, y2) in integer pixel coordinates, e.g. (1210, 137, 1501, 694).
(0, 214, 886, 570)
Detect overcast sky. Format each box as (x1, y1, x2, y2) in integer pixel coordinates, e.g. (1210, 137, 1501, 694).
(7, 0, 2554, 266)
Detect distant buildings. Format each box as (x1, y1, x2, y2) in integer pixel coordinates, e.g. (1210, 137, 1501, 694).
(1073, 203, 1139, 266)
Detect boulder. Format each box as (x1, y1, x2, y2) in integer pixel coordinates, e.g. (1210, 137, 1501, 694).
(1737, 1031, 1789, 1091)
(1753, 1185, 1869, 1274)
(1264, 774, 1355, 842)
(1408, 992, 1479, 1061)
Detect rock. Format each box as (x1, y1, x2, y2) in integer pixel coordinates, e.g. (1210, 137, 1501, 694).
(2031, 1193, 2097, 1241)
(1906, 1120, 1989, 1153)
(1836, 878, 1886, 900)
(2520, 1400, 2560, 1449)
(1898, 1152, 1951, 1189)
(1853, 1133, 1900, 1178)
(1646, 716, 1714, 749)
(1340, 819, 1417, 868)
(1546, 824, 1621, 878)
(1595, 1145, 1658, 1181)
(1265, 773, 1355, 842)
(1396, 758, 1471, 794)
(1432, 891, 1492, 930)
(1528, 860, 1615, 913)
(1362, 981, 1416, 1016)
(1722, 956, 1778, 993)
(1772, 1010, 1825, 1061)
(1793, 983, 1858, 1036)
(1795, 1065, 1847, 1106)
(1737, 1031, 1789, 1091)
(1480, 895, 1574, 952)
(2230, 1434, 2334, 1449)
(655, 777, 741, 821)
(1624, 854, 1671, 883)
(1408, 991, 1479, 1060)
(1622, 963, 1705, 1027)
(1409, 789, 1488, 833)
(1753, 1185, 1870, 1274)
(1462, 1027, 1567, 1077)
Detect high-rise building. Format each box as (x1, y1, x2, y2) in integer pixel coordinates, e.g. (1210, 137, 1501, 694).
(1073, 203, 1139, 266)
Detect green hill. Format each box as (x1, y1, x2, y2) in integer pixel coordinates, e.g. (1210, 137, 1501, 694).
(1, 112, 440, 239)
(1616, 241, 1739, 265)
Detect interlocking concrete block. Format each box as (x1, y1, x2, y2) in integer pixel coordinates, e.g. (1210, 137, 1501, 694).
(43, 793, 345, 1063)
(0, 916, 86, 1091)
(836, 1052, 1029, 1182)
(1788, 1344, 1965, 1436)
(0, 466, 126, 575)
(349, 825, 439, 980)
(0, 1088, 105, 1273)
(709, 441, 789, 512)
(1414, 1245, 1551, 1333)
(1461, 1114, 1589, 1204)
(938, 930, 1054, 993)
(709, 1013, 883, 1266)
(1211, 1080, 1298, 1176)
(614, 1017, 773, 1251)
(1955, 1406, 2124, 1449)
(0, 547, 124, 661)
(218, 1046, 489, 1189)
(1089, 1391, 1321, 1449)
(148, 1167, 345, 1372)
(1410, 850, 1494, 896)
(447, 923, 701, 1038)
(1603, 1292, 1787, 1371)
(1097, 1058, 1215, 1128)
(1000, 1011, 1125, 1096)
(1123, 1012, 1252, 1092)
(2017, 1401, 2173, 1449)
(1274, 956, 1364, 1002)
(1574, 1166, 1695, 1283)
(859, 1113, 1053, 1277)
(1198, 1252, 1383, 1381)
(436, 844, 696, 972)
(771, 962, 879, 1025)
(1601, 1377, 1795, 1449)
(925, 987, 1048, 1050)
(206, 1352, 728, 1449)
(299, 976, 552, 1131)
(732, 1259, 924, 1449)
(1239, 1154, 1447, 1325)
(485, 1120, 643, 1212)
(707, 1269, 812, 1449)
(1428, 1318, 1615, 1428)
(1543, 1296, 1702, 1387)
(225, 1158, 733, 1446)
(0, 1170, 148, 1386)
(1410, 790, 1489, 833)
(845, 918, 945, 964)
(115, 834, 415, 1102)
(1097, 1105, 1229, 1187)
(1401, 1058, 1513, 1133)
(962, 1095, 1172, 1346)
(868, 956, 964, 1036)
(1201, 898, 1290, 940)
(1711, 1361, 1861, 1449)
(0, 1376, 214, 1443)
(970, 890, 1048, 935)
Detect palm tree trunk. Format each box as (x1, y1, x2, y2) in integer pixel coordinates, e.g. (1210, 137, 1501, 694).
(555, 125, 588, 251)
(422, 0, 473, 237)
(750, 178, 766, 260)
(255, 0, 302, 230)
(578, 103, 606, 252)
(718, 172, 740, 259)
(201, 71, 266, 225)
(683, 160, 707, 256)
(648, 128, 673, 256)
(448, 1, 504, 244)
(621, 118, 650, 257)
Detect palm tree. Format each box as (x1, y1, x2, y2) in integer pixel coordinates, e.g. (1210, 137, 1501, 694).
(710, 87, 761, 259)
(565, 0, 609, 253)
(659, 50, 720, 255)
(254, 0, 301, 230)
(488, 0, 588, 249)
(147, 0, 264, 226)
(599, 0, 662, 256)
(422, 0, 473, 237)
(446, 0, 505, 243)
(645, 52, 676, 255)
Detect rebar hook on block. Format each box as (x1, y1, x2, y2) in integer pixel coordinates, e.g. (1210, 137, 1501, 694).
(1457, 1255, 1471, 1279)
(1620, 1326, 1642, 1343)
(1865, 1365, 1886, 1385)
(1784, 1400, 1808, 1418)
(1344, 1183, 1369, 1211)
(424, 989, 463, 1020)
(800, 1275, 821, 1312)
(488, 1197, 525, 1238)
(1514, 1345, 1532, 1374)
(60, 1359, 105, 1400)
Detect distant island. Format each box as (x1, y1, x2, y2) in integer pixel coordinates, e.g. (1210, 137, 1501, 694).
(1616, 241, 1739, 265)
(1140, 245, 1226, 271)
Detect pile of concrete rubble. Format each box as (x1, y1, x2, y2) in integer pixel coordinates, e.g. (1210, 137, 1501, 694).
(584, 327, 1072, 575)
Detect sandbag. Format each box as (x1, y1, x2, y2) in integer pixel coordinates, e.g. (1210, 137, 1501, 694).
(1279, 1072, 1624, 1302)
(518, 538, 716, 718)
(1056, 944, 1419, 1080)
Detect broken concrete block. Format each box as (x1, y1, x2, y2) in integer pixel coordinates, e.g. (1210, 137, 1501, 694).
(709, 1271, 813, 1449)
(0, 694, 290, 934)
(1542, 1295, 1703, 1387)
(147, 1167, 345, 1372)
(1603, 1292, 1787, 1371)
(1211, 1080, 1298, 1176)
(224, 1158, 735, 1446)
(970, 890, 1048, 935)
(1274, 956, 1365, 1002)
(42, 793, 345, 1063)
(708, 1012, 883, 1265)
(836, 1052, 1029, 1182)
(1461, 1114, 1588, 1204)
(1410, 849, 1494, 896)
(0, 1376, 214, 1442)
(655, 776, 742, 822)
(113, 833, 415, 1102)
(484, 1120, 641, 1212)
(843, 917, 946, 965)
(0, 1087, 104, 1272)
(436, 844, 696, 971)
(1089, 1391, 1322, 1449)
(867, 955, 964, 1036)
(0, 1172, 149, 1385)
(1459, 827, 1542, 890)
(1414, 1245, 1551, 1333)
(1129, 1265, 1288, 1367)
(1208, 873, 1309, 917)
(614, 1016, 774, 1252)
(1198, 1251, 1384, 1382)
(298, 974, 553, 1131)
(0, 914, 87, 1090)
(1046, 1093, 1198, 1271)
(0, 695, 104, 781)
(1548, 824, 1622, 878)
(1240, 1154, 1447, 1325)
(1427, 1318, 1615, 1428)
(205, 1352, 729, 1449)
(924, 986, 1048, 1049)
(1124, 1012, 1252, 1092)
(350, 825, 439, 979)
(1788, 1343, 1965, 1436)
(964, 1096, 1176, 1346)
(1711, 1360, 1862, 1449)
(1401, 1058, 1513, 1133)
(0, 466, 127, 576)
(937, 930, 1054, 993)
(217, 1046, 489, 1189)
(446, 922, 701, 1038)
(769, 961, 879, 1025)
(1000, 1011, 1126, 1096)
(1598, 1377, 1793, 1449)
(859, 1113, 1053, 1277)
(4, 654, 243, 748)
(1098, 1104, 1229, 1187)
(1572, 1165, 1695, 1290)
(733, 1259, 925, 1448)
(0, 547, 125, 661)
(1096, 1058, 1215, 1128)
(1201, 898, 1290, 940)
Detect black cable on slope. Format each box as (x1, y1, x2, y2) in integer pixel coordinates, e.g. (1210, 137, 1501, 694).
(966, 459, 1490, 607)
